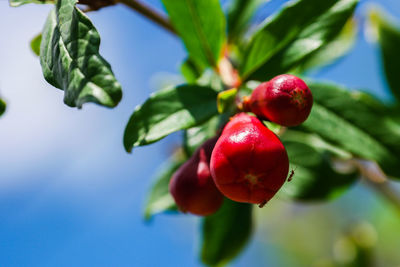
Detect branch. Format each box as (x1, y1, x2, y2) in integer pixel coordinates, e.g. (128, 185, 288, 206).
(352, 159, 400, 215)
(117, 0, 177, 36)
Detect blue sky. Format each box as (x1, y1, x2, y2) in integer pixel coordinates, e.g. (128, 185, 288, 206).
(0, 0, 400, 266)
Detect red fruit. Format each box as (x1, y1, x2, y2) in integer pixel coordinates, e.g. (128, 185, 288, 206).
(210, 113, 289, 205)
(169, 137, 224, 216)
(244, 74, 313, 127)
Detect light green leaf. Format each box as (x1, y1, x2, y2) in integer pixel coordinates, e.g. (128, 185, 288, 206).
(40, 0, 122, 108)
(144, 153, 187, 220)
(296, 18, 357, 73)
(201, 199, 252, 267)
(217, 88, 237, 114)
(370, 8, 400, 102)
(9, 0, 53, 7)
(227, 0, 265, 43)
(162, 0, 226, 68)
(124, 85, 218, 152)
(30, 33, 42, 56)
(241, 0, 358, 81)
(0, 99, 6, 117)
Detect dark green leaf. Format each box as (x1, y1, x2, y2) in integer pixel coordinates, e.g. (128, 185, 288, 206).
(241, 0, 358, 81)
(180, 58, 205, 83)
(0, 99, 6, 117)
(297, 81, 400, 178)
(227, 0, 264, 43)
(40, 0, 122, 108)
(201, 199, 252, 267)
(279, 132, 358, 201)
(296, 18, 357, 73)
(370, 9, 400, 102)
(144, 153, 187, 220)
(162, 0, 225, 68)
(184, 116, 221, 156)
(30, 34, 42, 56)
(124, 85, 218, 152)
(9, 0, 53, 7)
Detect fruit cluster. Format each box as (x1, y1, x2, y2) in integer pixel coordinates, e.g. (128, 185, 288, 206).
(169, 74, 313, 216)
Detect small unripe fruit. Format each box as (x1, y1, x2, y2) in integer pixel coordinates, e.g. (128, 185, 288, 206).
(244, 74, 313, 127)
(210, 113, 289, 206)
(169, 137, 223, 216)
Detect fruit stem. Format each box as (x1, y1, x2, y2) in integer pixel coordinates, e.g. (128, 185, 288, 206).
(352, 159, 400, 215)
(116, 0, 177, 36)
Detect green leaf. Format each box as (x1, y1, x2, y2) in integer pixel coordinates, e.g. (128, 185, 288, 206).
(183, 115, 221, 156)
(241, 0, 358, 81)
(9, 0, 53, 7)
(296, 18, 357, 73)
(30, 34, 42, 56)
(162, 0, 226, 68)
(201, 199, 252, 267)
(180, 58, 205, 83)
(227, 0, 265, 43)
(298, 81, 400, 178)
(217, 88, 237, 114)
(279, 132, 358, 201)
(40, 0, 122, 108)
(124, 85, 218, 152)
(370, 9, 400, 102)
(0, 99, 6, 117)
(144, 153, 187, 220)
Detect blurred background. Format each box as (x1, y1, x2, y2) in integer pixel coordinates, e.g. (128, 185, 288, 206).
(0, 0, 400, 266)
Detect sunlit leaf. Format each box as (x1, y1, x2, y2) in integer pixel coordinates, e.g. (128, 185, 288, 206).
(9, 0, 53, 7)
(296, 18, 357, 73)
(124, 85, 218, 152)
(40, 0, 122, 108)
(241, 0, 358, 81)
(162, 0, 226, 68)
(30, 33, 42, 56)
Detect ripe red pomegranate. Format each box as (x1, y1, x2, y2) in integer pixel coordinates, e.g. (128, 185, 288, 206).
(210, 113, 289, 206)
(169, 137, 223, 216)
(244, 74, 313, 127)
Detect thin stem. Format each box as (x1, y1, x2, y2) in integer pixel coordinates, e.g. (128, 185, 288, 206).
(117, 0, 177, 36)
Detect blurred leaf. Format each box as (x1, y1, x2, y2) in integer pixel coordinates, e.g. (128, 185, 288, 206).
(183, 113, 231, 156)
(162, 0, 226, 68)
(144, 153, 187, 220)
(0, 99, 6, 117)
(296, 18, 358, 73)
(180, 58, 205, 83)
(304, 81, 400, 178)
(201, 199, 252, 267)
(227, 0, 265, 43)
(40, 0, 122, 108)
(279, 137, 358, 201)
(370, 9, 400, 102)
(241, 0, 358, 81)
(217, 88, 237, 114)
(30, 33, 42, 56)
(9, 0, 53, 7)
(124, 85, 218, 152)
